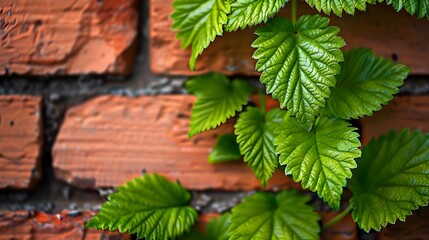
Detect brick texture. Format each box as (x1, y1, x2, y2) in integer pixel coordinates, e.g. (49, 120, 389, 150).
(360, 96, 429, 145)
(53, 95, 298, 190)
(0, 95, 42, 189)
(150, 0, 429, 75)
(0, 0, 138, 75)
(0, 210, 129, 240)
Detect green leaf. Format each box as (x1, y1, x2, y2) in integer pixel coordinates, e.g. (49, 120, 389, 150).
(253, 15, 345, 130)
(171, 0, 231, 70)
(86, 173, 198, 240)
(305, 0, 369, 16)
(182, 213, 231, 240)
(322, 48, 410, 119)
(205, 213, 231, 240)
(235, 107, 286, 187)
(228, 190, 321, 239)
(208, 134, 242, 163)
(349, 129, 429, 232)
(186, 73, 252, 137)
(275, 116, 361, 210)
(385, 0, 429, 18)
(226, 0, 288, 31)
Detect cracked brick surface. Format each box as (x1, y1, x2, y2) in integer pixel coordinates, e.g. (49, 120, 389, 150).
(0, 95, 42, 189)
(0, 0, 138, 75)
(53, 95, 298, 191)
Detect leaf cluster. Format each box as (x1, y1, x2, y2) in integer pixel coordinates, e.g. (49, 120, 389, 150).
(87, 0, 429, 238)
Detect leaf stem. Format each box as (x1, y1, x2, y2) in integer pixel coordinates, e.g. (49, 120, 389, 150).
(258, 90, 266, 114)
(322, 205, 353, 230)
(291, 0, 297, 25)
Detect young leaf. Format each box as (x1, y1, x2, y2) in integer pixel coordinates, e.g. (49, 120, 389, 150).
(86, 173, 198, 240)
(229, 190, 321, 239)
(305, 0, 369, 16)
(349, 129, 429, 232)
(171, 0, 231, 70)
(181, 213, 231, 240)
(275, 116, 361, 210)
(235, 107, 286, 187)
(253, 15, 345, 130)
(226, 0, 288, 31)
(186, 73, 252, 137)
(208, 134, 242, 164)
(385, 0, 429, 18)
(205, 213, 231, 240)
(322, 48, 410, 119)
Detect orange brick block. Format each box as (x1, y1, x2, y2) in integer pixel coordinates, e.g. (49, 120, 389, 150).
(0, 0, 138, 75)
(53, 95, 298, 190)
(0, 95, 42, 189)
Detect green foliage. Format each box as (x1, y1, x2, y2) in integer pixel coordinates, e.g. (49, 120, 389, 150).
(305, 0, 368, 16)
(275, 116, 361, 210)
(228, 190, 321, 239)
(385, 0, 429, 18)
(208, 134, 242, 163)
(252, 15, 345, 130)
(182, 213, 231, 240)
(205, 213, 232, 240)
(235, 107, 285, 187)
(349, 129, 429, 232)
(186, 73, 252, 137)
(226, 0, 288, 31)
(171, 0, 231, 70)
(322, 48, 410, 119)
(88, 0, 429, 237)
(86, 174, 197, 240)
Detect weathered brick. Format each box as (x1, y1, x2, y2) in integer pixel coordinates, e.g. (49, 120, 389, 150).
(53, 95, 298, 190)
(0, 0, 137, 75)
(360, 96, 429, 145)
(0, 95, 42, 189)
(150, 0, 429, 75)
(0, 210, 129, 240)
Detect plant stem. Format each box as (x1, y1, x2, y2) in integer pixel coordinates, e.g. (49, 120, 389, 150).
(258, 90, 266, 114)
(291, 0, 297, 24)
(323, 205, 352, 230)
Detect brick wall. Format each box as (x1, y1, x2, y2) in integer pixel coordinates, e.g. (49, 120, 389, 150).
(1, 1, 429, 239)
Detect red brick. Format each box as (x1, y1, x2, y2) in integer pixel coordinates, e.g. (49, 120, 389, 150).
(0, 210, 129, 240)
(0, 95, 42, 189)
(150, 0, 429, 75)
(53, 95, 298, 190)
(0, 0, 137, 75)
(360, 96, 429, 145)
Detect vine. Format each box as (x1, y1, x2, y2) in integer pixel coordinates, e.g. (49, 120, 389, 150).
(86, 0, 429, 239)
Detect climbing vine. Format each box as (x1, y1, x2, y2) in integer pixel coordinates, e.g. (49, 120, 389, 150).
(87, 0, 429, 239)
